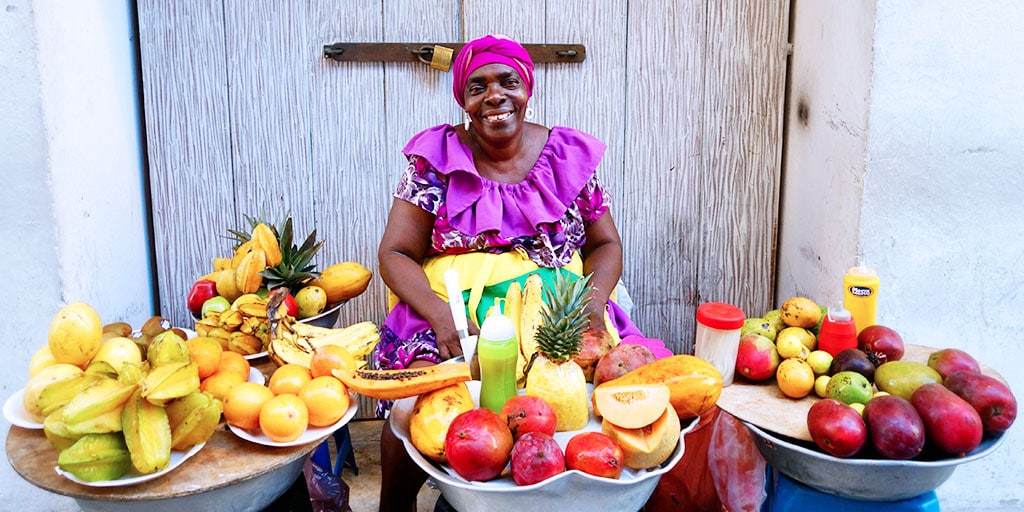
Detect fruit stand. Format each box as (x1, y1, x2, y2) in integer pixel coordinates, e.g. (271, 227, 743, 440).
(718, 343, 1010, 502)
(6, 359, 321, 512)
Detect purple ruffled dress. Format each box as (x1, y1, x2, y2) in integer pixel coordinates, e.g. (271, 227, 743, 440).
(375, 124, 642, 415)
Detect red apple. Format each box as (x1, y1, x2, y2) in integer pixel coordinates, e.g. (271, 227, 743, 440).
(510, 432, 565, 486)
(807, 398, 867, 458)
(593, 343, 657, 387)
(927, 348, 981, 379)
(501, 394, 558, 441)
(564, 431, 624, 479)
(858, 324, 905, 362)
(444, 408, 514, 481)
(574, 329, 616, 382)
(735, 334, 779, 381)
(282, 291, 299, 317)
(186, 279, 218, 318)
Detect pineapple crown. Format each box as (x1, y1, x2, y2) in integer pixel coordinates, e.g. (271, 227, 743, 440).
(535, 270, 594, 364)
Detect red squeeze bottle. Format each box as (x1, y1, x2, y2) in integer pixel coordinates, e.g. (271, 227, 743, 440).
(817, 306, 858, 357)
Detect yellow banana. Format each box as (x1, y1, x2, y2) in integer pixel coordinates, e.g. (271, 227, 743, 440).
(519, 273, 544, 366)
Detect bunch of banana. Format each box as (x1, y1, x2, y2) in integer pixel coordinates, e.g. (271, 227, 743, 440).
(194, 293, 276, 356)
(267, 315, 379, 369)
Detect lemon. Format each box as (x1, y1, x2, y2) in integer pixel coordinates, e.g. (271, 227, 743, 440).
(814, 375, 831, 398)
(776, 358, 815, 399)
(776, 332, 809, 360)
(806, 350, 833, 376)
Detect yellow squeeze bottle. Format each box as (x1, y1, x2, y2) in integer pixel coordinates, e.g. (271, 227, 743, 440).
(843, 259, 879, 334)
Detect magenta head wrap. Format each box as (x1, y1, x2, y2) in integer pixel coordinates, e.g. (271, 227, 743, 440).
(451, 35, 535, 108)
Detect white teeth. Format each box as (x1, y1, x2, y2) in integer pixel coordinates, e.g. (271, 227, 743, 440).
(485, 112, 513, 122)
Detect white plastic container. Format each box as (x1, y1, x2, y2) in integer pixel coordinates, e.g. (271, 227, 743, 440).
(694, 302, 745, 386)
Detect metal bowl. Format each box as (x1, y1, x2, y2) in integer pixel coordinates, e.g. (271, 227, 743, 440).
(390, 381, 698, 512)
(298, 300, 348, 328)
(744, 422, 1007, 501)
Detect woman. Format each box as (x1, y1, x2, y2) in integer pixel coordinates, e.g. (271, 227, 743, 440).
(375, 34, 642, 511)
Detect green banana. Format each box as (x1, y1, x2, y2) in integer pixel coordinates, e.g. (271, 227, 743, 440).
(57, 433, 133, 482)
(122, 388, 172, 474)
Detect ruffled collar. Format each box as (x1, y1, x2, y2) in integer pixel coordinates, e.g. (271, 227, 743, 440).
(403, 124, 606, 237)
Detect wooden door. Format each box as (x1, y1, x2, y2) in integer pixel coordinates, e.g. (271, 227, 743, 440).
(137, 0, 788, 364)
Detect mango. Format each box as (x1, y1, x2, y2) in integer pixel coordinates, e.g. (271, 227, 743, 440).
(873, 360, 942, 401)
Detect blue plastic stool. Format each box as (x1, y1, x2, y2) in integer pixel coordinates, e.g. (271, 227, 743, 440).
(311, 424, 359, 477)
(765, 468, 940, 512)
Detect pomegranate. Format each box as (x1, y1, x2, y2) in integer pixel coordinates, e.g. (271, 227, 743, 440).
(564, 431, 624, 479)
(806, 398, 867, 458)
(573, 329, 616, 382)
(500, 394, 557, 441)
(444, 408, 514, 481)
(509, 432, 565, 486)
(857, 324, 905, 362)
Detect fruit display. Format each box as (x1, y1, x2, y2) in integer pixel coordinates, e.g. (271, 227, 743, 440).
(266, 311, 379, 369)
(730, 296, 1017, 463)
(23, 303, 223, 483)
(187, 214, 372, 322)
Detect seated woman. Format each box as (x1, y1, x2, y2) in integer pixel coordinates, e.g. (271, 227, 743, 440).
(375, 34, 643, 512)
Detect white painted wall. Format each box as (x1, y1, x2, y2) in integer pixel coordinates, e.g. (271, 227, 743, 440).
(780, 0, 1024, 509)
(0, 1, 152, 510)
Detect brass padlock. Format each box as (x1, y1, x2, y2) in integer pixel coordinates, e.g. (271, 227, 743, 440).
(429, 45, 454, 72)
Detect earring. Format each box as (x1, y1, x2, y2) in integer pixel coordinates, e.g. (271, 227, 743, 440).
(463, 112, 470, 131)
(525, 107, 535, 120)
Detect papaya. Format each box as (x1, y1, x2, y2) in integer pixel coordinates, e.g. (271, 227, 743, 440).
(601, 403, 680, 469)
(593, 354, 722, 420)
(592, 383, 671, 429)
(331, 362, 472, 401)
(409, 382, 474, 463)
(313, 262, 372, 305)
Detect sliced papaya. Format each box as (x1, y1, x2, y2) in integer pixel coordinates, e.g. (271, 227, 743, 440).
(593, 383, 671, 429)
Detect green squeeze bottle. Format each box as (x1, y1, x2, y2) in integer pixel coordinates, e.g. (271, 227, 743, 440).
(477, 300, 519, 413)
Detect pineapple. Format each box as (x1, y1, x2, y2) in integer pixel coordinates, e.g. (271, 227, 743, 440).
(227, 215, 324, 295)
(524, 270, 593, 431)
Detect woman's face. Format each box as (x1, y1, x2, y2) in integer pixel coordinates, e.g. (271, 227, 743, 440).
(462, 63, 530, 140)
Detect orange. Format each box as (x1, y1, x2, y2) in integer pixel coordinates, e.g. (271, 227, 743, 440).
(309, 344, 357, 378)
(201, 370, 246, 402)
(298, 376, 350, 427)
(269, 363, 313, 395)
(776, 358, 815, 399)
(187, 336, 224, 379)
(223, 381, 274, 430)
(259, 393, 309, 443)
(218, 350, 251, 381)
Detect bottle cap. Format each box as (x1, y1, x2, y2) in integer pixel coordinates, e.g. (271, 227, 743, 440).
(848, 256, 878, 277)
(480, 301, 516, 342)
(695, 302, 745, 330)
(826, 306, 852, 322)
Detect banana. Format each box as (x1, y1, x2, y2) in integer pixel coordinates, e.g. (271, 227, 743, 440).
(35, 372, 108, 417)
(122, 388, 172, 474)
(140, 361, 201, 406)
(269, 320, 380, 368)
(57, 433, 133, 482)
(332, 362, 472, 401)
(519, 273, 545, 366)
(504, 281, 527, 386)
(62, 378, 137, 427)
(165, 391, 223, 451)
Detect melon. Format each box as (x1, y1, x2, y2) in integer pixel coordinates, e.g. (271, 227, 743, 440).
(593, 383, 671, 429)
(601, 404, 680, 469)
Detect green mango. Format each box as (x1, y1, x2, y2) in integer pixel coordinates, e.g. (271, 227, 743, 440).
(873, 360, 942, 401)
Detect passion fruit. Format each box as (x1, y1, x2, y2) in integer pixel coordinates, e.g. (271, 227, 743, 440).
(47, 302, 104, 367)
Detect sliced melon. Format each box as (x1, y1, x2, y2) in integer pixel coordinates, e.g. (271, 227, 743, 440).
(593, 383, 671, 429)
(601, 403, 680, 469)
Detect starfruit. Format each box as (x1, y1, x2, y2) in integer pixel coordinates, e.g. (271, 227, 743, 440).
(122, 388, 171, 474)
(44, 410, 84, 451)
(58, 433, 133, 482)
(218, 309, 244, 330)
(165, 391, 223, 450)
(251, 223, 282, 267)
(227, 332, 262, 356)
(235, 247, 266, 295)
(62, 378, 137, 432)
(35, 372, 107, 417)
(85, 360, 120, 380)
(147, 330, 190, 367)
(140, 361, 201, 406)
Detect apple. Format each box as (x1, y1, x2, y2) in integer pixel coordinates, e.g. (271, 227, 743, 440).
(509, 432, 565, 485)
(807, 398, 867, 458)
(734, 334, 779, 381)
(858, 324, 905, 362)
(187, 279, 218, 318)
(501, 394, 557, 441)
(444, 408, 514, 481)
(564, 431, 624, 479)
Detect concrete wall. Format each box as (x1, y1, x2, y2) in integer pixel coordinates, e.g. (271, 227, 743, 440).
(0, 1, 151, 510)
(780, 0, 1023, 509)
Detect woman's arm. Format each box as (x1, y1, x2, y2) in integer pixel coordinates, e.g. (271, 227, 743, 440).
(580, 211, 624, 331)
(378, 199, 466, 361)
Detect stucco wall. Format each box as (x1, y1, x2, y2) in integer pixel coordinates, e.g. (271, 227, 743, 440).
(0, 1, 151, 510)
(780, 0, 1024, 509)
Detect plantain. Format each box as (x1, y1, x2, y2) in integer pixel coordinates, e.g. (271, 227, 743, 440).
(58, 433, 133, 482)
(519, 273, 545, 370)
(140, 361, 201, 406)
(62, 379, 137, 428)
(331, 362, 472, 401)
(165, 391, 223, 451)
(504, 281, 527, 387)
(35, 372, 108, 417)
(269, 320, 380, 368)
(122, 388, 172, 474)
